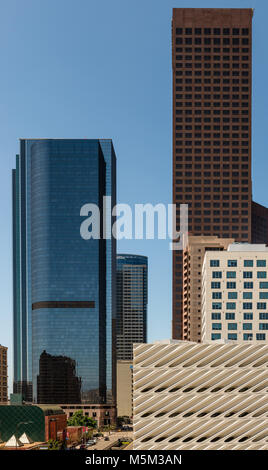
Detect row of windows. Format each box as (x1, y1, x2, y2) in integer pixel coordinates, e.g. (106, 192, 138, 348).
(212, 323, 259, 330)
(212, 302, 268, 310)
(212, 292, 268, 299)
(176, 48, 249, 54)
(212, 271, 267, 279)
(175, 71, 249, 77)
(176, 38, 249, 46)
(176, 28, 249, 35)
(211, 333, 265, 341)
(176, 76, 249, 82)
(176, 55, 249, 61)
(178, 180, 248, 186)
(211, 260, 266, 267)
(176, 63, 249, 69)
(211, 313, 268, 320)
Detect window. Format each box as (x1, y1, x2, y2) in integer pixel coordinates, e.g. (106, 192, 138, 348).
(228, 292, 237, 299)
(211, 333, 221, 340)
(211, 313, 221, 320)
(244, 313, 253, 320)
(260, 292, 268, 299)
(243, 333, 253, 341)
(210, 260, 220, 267)
(212, 292, 222, 299)
(243, 292, 252, 299)
(228, 323, 237, 330)
(227, 282, 236, 289)
(228, 260, 237, 267)
(243, 323, 252, 330)
(211, 282, 221, 289)
(260, 282, 268, 289)
(257, 260, 266, 267)
(256, 333, 266, 340)
(226, 313, 235, 320)
(227, 272, 236, 278)
(212, 323, 222, 330)
(259, 323, 268, 330)
(243, 272, 252, 278)
(212, 302, 222, 310)
(244, 260, 253, 267)
(257, 303, 267, 309)
(228, 333, 237, 340)
(226, 302, 236, 310)
(244, 282, 253, 289)
(257, 272, 267, 278)
(243, 302, 252, 309)
(212, 271, 222, 278)
(259, 313, 268, 320)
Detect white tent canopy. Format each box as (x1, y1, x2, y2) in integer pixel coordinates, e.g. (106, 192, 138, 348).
(5, 434, 23, 447)
(19, 432, 33, 444)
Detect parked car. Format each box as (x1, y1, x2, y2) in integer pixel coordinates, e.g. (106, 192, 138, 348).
(104, 436, 110, 441)
(86, 440, 95, 447)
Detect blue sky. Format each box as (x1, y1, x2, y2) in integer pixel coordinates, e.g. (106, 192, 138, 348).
(0, 0, 268, 390)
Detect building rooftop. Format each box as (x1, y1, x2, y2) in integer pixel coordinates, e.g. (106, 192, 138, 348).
(227, 243, 268, 252)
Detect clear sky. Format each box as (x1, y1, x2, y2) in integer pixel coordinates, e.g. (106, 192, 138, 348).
(0, 0, 268, 391)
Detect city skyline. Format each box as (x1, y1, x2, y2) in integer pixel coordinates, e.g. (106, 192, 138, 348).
(1, 0, 268, 394)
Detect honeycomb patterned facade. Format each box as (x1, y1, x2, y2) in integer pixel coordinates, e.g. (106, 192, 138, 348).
(133, 340, 268, 450)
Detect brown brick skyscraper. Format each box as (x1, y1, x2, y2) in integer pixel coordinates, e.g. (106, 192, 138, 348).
(172, 9, 254, 339)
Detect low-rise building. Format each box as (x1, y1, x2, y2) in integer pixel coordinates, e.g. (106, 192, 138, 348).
(133, 340, 268, 450)
(202, 243, 268, 343)
(0, 404, 67, 444)
(117, 360, 133, 418)
(0, 345, 8, 403)
(59, 404, 116, 427)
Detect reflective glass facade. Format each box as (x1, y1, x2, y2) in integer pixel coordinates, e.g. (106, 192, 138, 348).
(116, 254, 148, 360)
(13, 139, 116, 404)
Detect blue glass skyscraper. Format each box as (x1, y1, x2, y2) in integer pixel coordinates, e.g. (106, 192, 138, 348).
(12, 139, 116, 404)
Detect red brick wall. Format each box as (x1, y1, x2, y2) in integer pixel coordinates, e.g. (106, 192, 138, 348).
(45, 413, 67, 441)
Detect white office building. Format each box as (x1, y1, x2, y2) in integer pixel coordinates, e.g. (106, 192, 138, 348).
(202, 243, 268, 343)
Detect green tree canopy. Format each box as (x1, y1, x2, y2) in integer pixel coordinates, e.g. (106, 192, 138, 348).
(67, 410, 97, 428)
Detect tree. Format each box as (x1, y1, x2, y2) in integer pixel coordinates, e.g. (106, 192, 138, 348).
(117, 416, 130, 427)
(67, 410, 97, 428)
(48, 439, 61, 450)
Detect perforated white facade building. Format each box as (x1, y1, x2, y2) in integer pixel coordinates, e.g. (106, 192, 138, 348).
(133, 340, 268, 450)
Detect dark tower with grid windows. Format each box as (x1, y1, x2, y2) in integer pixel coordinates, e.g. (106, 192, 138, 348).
(172, 9, 254, 339)
(116, 254, 148, 360)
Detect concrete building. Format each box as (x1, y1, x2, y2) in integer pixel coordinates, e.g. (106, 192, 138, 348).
(183, 236, 234, 342)
(0, 345, 8, 403)
(116, 360, 133, 418)
(116, 254, 148, 360)
(133, 340, 268, 450)
(59, 404, 116, 427)
(202, 243, 268, 343)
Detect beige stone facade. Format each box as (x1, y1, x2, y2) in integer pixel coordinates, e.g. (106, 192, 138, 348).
(202, 243, 268, 343)
(0, 345, 7, 403)
(58, 404, 116, 427)
(116, 360, 133, 418)
(183, 236, 234, 342)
